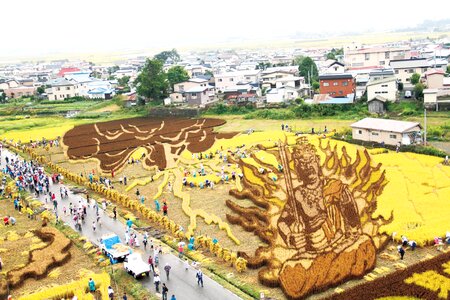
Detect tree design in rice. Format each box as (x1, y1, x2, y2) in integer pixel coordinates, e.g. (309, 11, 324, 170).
(227, 137, 392, 299)
(63, 118, 235, 174)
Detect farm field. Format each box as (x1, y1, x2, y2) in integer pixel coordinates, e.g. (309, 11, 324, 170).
(3, 114, 450, 300)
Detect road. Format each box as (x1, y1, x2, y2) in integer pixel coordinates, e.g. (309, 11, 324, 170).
(1, 149, 243, 300)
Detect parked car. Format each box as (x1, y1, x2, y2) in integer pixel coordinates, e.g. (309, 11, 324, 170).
(124, 253, 151, 278)
(100, 233, 131, 264)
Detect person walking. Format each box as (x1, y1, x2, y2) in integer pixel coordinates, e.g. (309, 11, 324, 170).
(148, 255, 154, 272)
(164, 263, 171, 280)
(196, 269, 204, 287)
(122, 292, 128, 300)
(92, 221, 96, 232)
(107, 286, 114, 299)
(0, 256, 3, 271)
(398, 245, 405, 260)
(153, 272, 161, 292)
(163, 202, 168, 216)
(162, 283, 169, 300)
(88, 278, 96, 292)
(170, 295, 176, 300)
(113, 206, 117, 219)
(143, 234, 148, 249)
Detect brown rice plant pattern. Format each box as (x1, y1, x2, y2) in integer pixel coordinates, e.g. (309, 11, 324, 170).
(226, 138, 392, 299)
(0, 227, 72, 298)
(328, 251, 450, 300)
(63, 118, 236, 174)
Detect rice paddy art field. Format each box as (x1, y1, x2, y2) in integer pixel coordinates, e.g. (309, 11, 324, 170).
(3, 115, 450, 299)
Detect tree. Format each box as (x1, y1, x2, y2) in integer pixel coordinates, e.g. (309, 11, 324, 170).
(117, 76, 130, 87)
(398, 82, 404, 91)
(411, 73, 421, 85)
(326, 48, 344, 60)
(312, 81, 320, 91)
(108, 65, 120, 75)
(414, 83, 425, 100)
(0, 90, 6, 103)
(36, 86, 46, 94)
(167, 66, 189, 89)
(154, 49, 180, 63)
(134, 59, 169, 102)
(447, 65, 450, 74)
(256, 62, 272, 70)
(295, 56, 318, 83)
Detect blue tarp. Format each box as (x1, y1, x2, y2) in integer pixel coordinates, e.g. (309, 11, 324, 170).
(103, 235, 120, 249)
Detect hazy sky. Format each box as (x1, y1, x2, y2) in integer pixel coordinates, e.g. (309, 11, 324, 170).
(1, 0, 449, 57)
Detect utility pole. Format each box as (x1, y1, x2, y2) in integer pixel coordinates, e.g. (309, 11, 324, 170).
(424, 108, 427, 145)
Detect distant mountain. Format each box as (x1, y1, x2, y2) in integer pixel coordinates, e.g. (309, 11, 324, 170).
(394, 18, 450, 32)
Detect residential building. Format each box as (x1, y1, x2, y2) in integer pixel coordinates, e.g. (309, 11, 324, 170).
(423, 70, 445, 89)
(169, 92, 184, 103)
(368, 68, 395, 81)
(367, 96, 387, 114)
(0, 79, 19, 90)
(4, 86, 36, 98)
(318, 73, 355, 97)
(47, 79, 79, 100)
(57, 67, 80, 77)
(351, 118, 422, 146)
(344, 46, 411, 68)
(366, 77, 397, 102)
(389, 58, 448, 83)
(266, 87, 299, 104)
(173, 78, 209, 93)
(223, 84, 260, 100)
(214, 70, 261, 91)
(123, 92, 137, 107)
(324, 61, 345, 74)
(185, 86, 211, 106)
(423, 89, 438, 107)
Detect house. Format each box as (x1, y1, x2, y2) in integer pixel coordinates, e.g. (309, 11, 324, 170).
(214, 70, 261, 92)
(47, 79, 79, 100)
(4, 86, 36, 98)
(324, 61, 345, 74)
(318, 73, 355, 97)
(266, 87, 299, 104)
(389, 58, 448, 84)
(123, 92, 137, 107)
(344, 46, 411, 68)
(318, 94, 355, 104)
(87, 87, 114, 99)
(185, 86, 211, 106)
(169, 92, 184, 104)
(57, 67, 80, 77)
(423, 89, 438, 107)
(423, 70, 445, 89)
(0, 79, 19, 90)
(367, 96, 387, 114)
(173, 78, 209, 93)
(368, 68, 395, 81)
(366, 77, 397, 102)
(223, 84, 260, 100)
(351, 118, 422, 146)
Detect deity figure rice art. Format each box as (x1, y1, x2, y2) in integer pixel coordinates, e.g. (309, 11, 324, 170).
(227, 137, 392, 299)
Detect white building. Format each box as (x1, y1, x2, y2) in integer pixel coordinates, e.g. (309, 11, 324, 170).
(366, 77, 397, 102)
(47, 79, 79, 100)
(214, 70, 261, 91)
(266, 87, 299, 104)
(351, 118, 422, 146)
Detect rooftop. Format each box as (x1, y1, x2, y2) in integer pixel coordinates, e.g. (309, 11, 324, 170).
(319, 73, 353, 80)
(389, 58, 430, 69)
(351, 118, 421, 133)
(366, 77, 397, 87)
